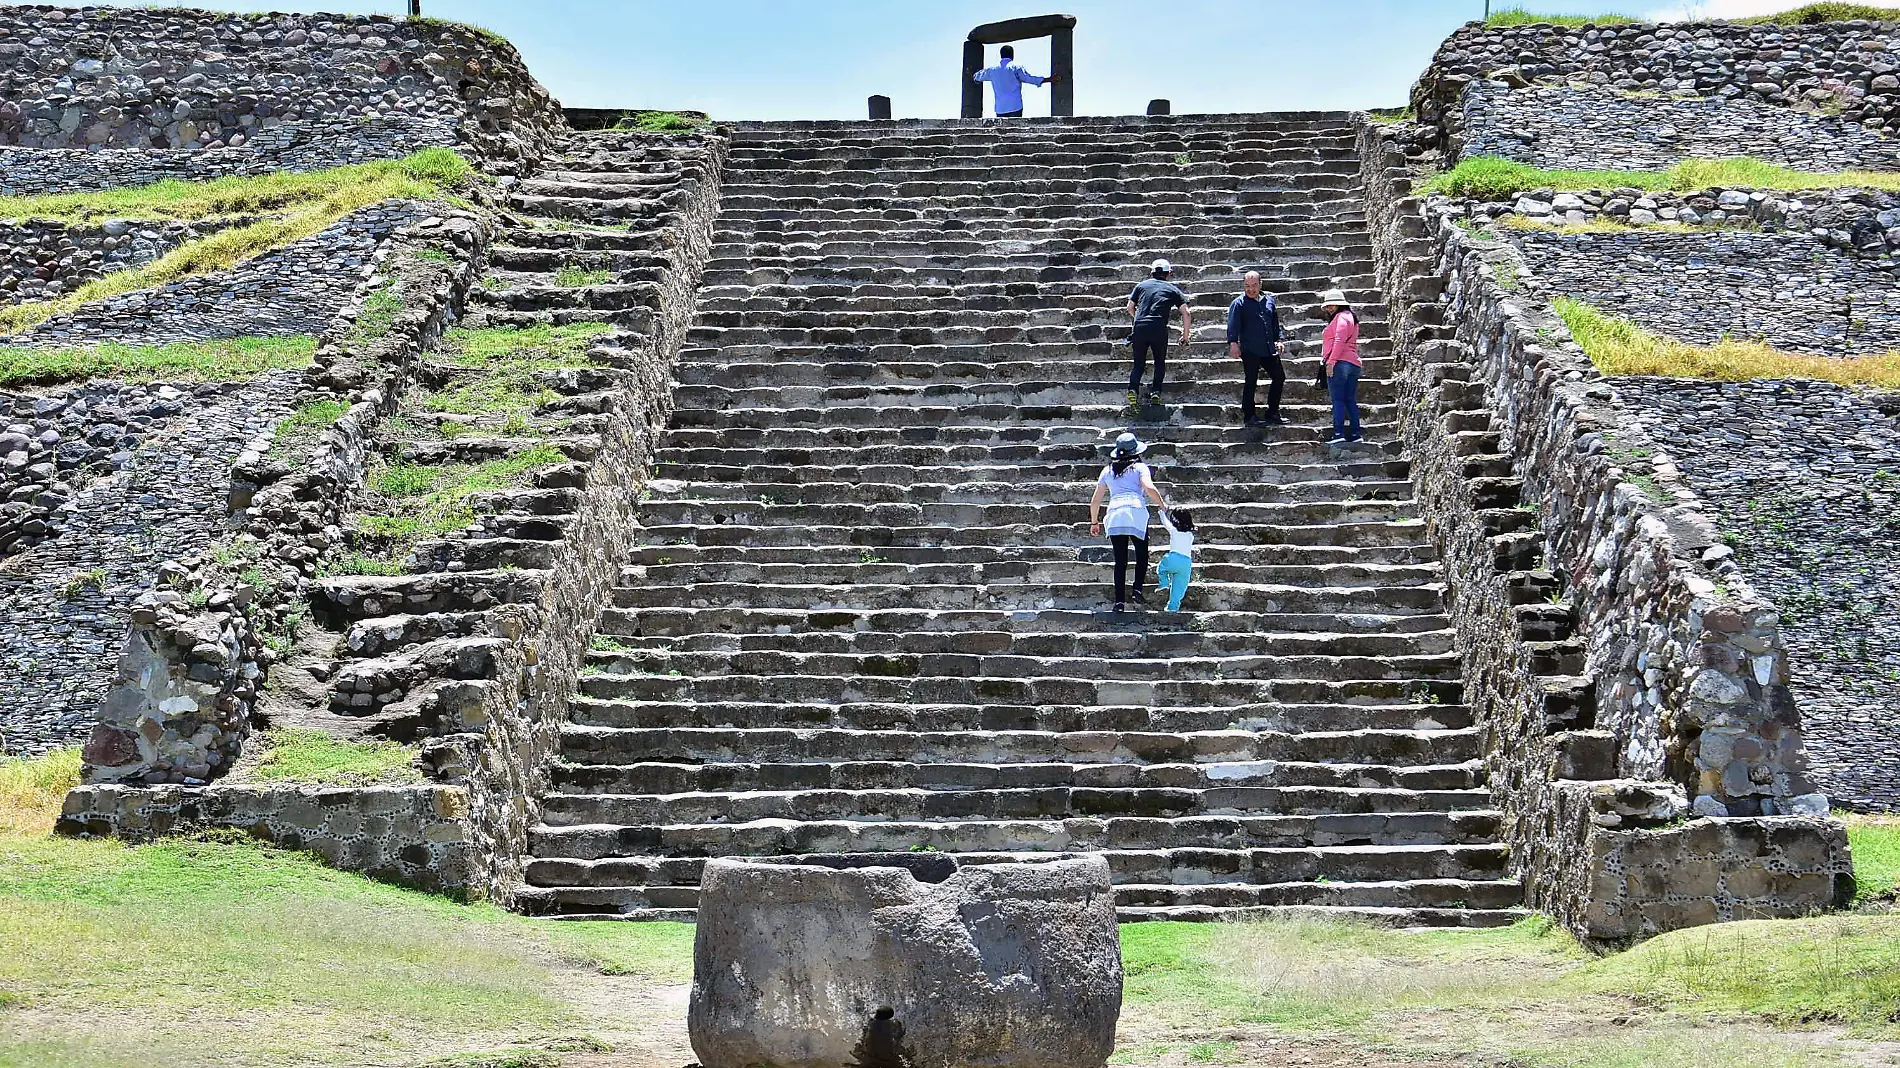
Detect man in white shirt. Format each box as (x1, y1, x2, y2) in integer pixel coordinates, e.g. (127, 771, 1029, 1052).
(972, 45, 1057, 118)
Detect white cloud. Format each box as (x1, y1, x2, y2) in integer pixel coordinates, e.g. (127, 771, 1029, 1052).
(1646, 0, 1816, 21)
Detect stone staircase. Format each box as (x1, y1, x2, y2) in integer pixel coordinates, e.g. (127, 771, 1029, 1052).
(512, 115, 1525, 925)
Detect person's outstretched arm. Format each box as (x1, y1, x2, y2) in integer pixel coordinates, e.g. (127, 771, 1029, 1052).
(1180, 305, 1193, 347)
(1089, 481, 1107, 536)
(1139, 469, 1165, 509)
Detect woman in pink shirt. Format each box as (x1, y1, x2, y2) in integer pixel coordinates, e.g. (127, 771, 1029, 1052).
(1319, 288, 1362, 443)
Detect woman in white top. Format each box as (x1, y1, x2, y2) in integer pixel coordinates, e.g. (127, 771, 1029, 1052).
(1088, 433, 1166, 613)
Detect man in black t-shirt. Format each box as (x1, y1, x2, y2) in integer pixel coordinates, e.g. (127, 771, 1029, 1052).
(1125, 259, 1191, 408)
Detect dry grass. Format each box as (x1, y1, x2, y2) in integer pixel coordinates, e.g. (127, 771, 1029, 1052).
(1426, 155, 1900, 201)
(1552, 297, 1900, 388)
(0, 749, 80, 837)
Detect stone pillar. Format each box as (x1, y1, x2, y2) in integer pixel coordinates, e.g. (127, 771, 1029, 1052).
(961, 40, 985, 119)
(868, 95, 892, 120)
(1051, 27, 1075, 117)
(1146, 98, 1170, 116)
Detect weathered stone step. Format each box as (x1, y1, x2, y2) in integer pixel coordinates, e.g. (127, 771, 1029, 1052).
(472, 282, 662, 312)
(618, 559, 1438, 592)
(666, 381, 1400, 411)
(664, 404, 1400, 435)
(486, 246, 673, 273)
(607, 576, 1443, 615)
(677, 321, 1391, 348)
(527, 807, 1505, 861)
(651, 458, 1412, 488)
(555, 722, 1477, 766)
(575, 670, 1461, 710)
(566, 696, 1473, 735)
(670, 349, 1394, 381)
(461, 305, 656, 331)
(491, 228, 677, 253)
(656, 422, 1399, 455)
(680, 298, 1389, 330)
(548, 755, 1484, 794)
(309, 570, 548, 626)
(606, 605, 1452, 639)
(634, 518, 1429, 552)
(648, 477, 1411, 508)
(719, 198, 1369, 224)
(714, 178, 1363, 212)
(632, 496, 1415, 529)
(714, 216, 1375, 241)
(506, 193, 679, 222)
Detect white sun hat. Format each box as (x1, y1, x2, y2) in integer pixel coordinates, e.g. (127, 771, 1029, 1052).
(1319, 288, 1349, 307)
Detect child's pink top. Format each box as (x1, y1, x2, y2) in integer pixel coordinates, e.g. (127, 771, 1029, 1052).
(1322, 311, 1361, 367)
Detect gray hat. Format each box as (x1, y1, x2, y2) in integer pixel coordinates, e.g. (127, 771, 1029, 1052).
(1319, 288, 1349, 307)
(1111, 432, 1148, 458)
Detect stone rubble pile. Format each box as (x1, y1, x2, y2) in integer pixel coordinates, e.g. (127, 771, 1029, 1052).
(1612, 377, 1900, 811)
(1464, 81, 1900, 171)
(0, 6, 563, 172)
(0, 218, 242, 304)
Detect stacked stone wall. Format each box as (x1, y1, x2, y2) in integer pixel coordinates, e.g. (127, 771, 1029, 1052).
(1356, 115, 1852, 941)
(60, 131, 730, 901)
(0, 218, 242, 305)
(1415, 19, 1900, 161)
(0, 5, 565, 183)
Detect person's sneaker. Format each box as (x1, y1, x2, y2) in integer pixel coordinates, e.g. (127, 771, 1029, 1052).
(1131, 589, 1148, 605)
(1262, 413, 1287, 425)
(1326, 434, 1348, 445)
(1125, 390, 1140, 409)
(1347, 434, 1366, 443)
(1112, 601, 1127, 614)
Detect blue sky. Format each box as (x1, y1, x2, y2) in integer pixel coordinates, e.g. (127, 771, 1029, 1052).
(106, 0, 1805, 120)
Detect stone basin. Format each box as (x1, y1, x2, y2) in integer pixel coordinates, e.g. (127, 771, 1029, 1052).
(687, 852, 1123, 1068)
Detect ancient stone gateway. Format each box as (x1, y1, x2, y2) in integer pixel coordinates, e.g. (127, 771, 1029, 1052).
(961, 14, 1077, 118)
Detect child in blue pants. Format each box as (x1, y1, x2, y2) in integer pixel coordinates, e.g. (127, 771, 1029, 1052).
(1154, 508, 1195, 612)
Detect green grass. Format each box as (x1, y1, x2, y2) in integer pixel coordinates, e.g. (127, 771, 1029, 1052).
(610, 110, 710, 133)
(0, 749, 80, 837)
(1484, 7, 1639, 26)
(438, 322, 614, 369)
(1552, 297, 1900, 387)
(552, 264, 612, 288)
(271, 398, 351, 446)
(0, 335, 316, 388)
(1423, 155, 1900, 201)
(251, 729, 422, 786)
(1738, 3, 1900, 23)
(348, 445, 569, 567)
(350, 281, 404, 343)
(0, 150, 474, 336)
(1578, 916, 1900, 1036)
(1847, 814, 1900, 902)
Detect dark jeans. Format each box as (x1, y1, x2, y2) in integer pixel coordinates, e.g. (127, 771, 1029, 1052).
(1130, 327, 1168, 394)
(1110, 534, 1149, 606)
(1241, 348, 1285, 422)
(997, 109, 1024, 117)
(1329, 361, 1363, 439)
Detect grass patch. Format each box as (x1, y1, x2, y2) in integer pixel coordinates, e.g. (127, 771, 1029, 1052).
(439, 322, 613, 369)
(1484, 7, 1640, 25)
(351, 280, 404, 343)
(271, 398, 350, 446)
(1424, 155, 1900, 201)
(0, 149, 474, 337)
(1579, 916, 1900, 1037)
(0, 335, 315, 388)
(1551, 297, 1900, 387)
(0, 749, 80, 837)
(537, 921, 696, 983)
(1847, 813, 1900, 902)
(347, 445, 568, 568)
(611, 110, 710, 133)
(251, 728, 421, 786)
(56, 568, 107, 600)
(1738, 3, 1900, 24)
(552, 264, 612, 288)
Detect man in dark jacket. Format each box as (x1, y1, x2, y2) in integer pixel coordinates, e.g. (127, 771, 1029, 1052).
(1225, 270, 1285, 426)
(1126, 258, 1191, 408)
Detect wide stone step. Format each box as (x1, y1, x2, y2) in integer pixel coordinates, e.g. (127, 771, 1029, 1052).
(527, 808, 1505, 861)
(677, 322, 1391, 348)
(669, 353, 1394, 388)
(619, 559, 1438, 592)
(565, 697, 1473, 734)
(552, 725, 1480, 768)
(647, 474, 1413, 505)
(712, 218, 1375, 243)
(700, 241, 1375, 266)
(605, 606, 1453, 639)
(634, 519, 1430, 552)
(650, 458, 1412, 488)
(575, 671, 1461, 709)
(665, 406, 1399, 435)
(666, 382, 1399, 412)
(633, 496, 1414, 527)
(655, 428, 1401, 462)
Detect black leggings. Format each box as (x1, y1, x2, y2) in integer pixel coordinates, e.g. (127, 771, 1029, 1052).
(1130, 329, 1167, 394)
(1111, 534, 1149, 605)
(1242, 350, 1286, 421)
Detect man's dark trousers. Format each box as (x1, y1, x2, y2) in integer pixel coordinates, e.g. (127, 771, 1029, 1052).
(997, 109, 1024, 117)
(1241, 347, 1285, 423)
(1130, 326, 1168, 395)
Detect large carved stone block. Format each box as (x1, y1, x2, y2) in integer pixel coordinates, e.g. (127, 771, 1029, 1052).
(689, 854, 1122, 1068)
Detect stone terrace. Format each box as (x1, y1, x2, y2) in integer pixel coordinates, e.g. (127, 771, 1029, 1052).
(506, 115, 1526, 926)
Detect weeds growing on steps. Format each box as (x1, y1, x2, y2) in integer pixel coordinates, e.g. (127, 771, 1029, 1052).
(610, 110, 711, 133)
(552, 264, 613, 288)
(0, 334, 316, 388)
(0, 149, 477, 336)
(1483, 3, 1900, 25)
(1484, 7, 1639, 26)
(346, 445, 569, 570)
(1423, 155, 1900, 200)
(0, 747, 80, 836)
(252, 728, 422, 786)
(1552, 297, 1900, 388)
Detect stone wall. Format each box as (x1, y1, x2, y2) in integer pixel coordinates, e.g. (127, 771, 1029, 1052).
(1507, 227, 1900, 356)
(1415, 19, 1900, 158)
(1612, 377, 1900, 811)
(0, 5, 564, 178)
(1462, 80, 1900, 171)
(1, 199, 435, 348)
(1356, 115, 1852, 941)
(0, 218, 240, 306)
(62, 130, 731, 902)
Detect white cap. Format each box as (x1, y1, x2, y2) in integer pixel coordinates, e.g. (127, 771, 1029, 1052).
(1151, 258, 1172, 273)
